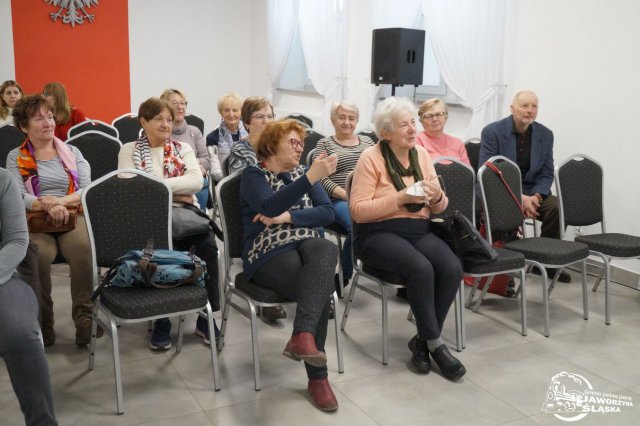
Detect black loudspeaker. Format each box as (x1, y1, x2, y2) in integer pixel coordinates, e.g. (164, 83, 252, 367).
(371, 28, 425, 86)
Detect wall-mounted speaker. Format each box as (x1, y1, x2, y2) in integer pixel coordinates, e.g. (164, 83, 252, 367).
(371, 28, 425, 86)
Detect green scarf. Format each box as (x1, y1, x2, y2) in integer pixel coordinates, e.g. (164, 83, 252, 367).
(380, 140, 425, 212)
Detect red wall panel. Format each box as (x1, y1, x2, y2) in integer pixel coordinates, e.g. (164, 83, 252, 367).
(12, 0, 130, 123)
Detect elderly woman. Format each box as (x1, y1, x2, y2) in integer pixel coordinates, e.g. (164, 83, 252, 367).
(312, 101, 374, 291)
(206, 92, 248, 178)
(0, 168, 58, 426)
(160, 89, 211, 212)
(118, 97, 220, 351)
(416, 98, 470, 166)
(42, 82, 86, 142)
(350, 97, 465, 381)
(6, 95, 95, 347)
(0, 80, 24, 126)
(240, 119, 340, 411)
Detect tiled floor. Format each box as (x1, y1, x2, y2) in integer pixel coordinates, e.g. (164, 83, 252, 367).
(2, 261, 640, 425)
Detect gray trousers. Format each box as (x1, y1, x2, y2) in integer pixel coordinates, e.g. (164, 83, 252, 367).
(0, 275, 57, 426)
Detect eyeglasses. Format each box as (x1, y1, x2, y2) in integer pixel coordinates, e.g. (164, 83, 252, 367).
(289, 138, 305, 150)
(421, 111, 447, 120)
(251, 114, 275, 121)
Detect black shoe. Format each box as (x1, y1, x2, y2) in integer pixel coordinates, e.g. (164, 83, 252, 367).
(397, 287, 408, 300)
(430, 345, 466, 381)
(261, 306, 287, 322)
(532, 267, 572, 283)
(408, 335, 430, 374)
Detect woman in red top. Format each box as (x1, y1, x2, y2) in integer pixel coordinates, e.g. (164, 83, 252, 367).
(43, 82, 86, 141)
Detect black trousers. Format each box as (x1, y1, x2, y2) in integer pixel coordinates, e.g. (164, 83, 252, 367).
(355, 219, 463, 340)
(252, 238, 337, 380)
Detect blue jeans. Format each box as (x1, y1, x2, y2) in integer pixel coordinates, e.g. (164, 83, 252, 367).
(332, 199, 353, 280)
(195, 177, 209, 213)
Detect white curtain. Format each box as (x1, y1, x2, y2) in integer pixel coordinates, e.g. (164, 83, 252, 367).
(298, 1, 345, 135)
(366, 0, 424, 130)
(422, 0, 507, 139)
(267, 0, 300, 100)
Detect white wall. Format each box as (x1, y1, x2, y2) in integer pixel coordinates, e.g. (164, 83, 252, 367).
(0, 0, 15, 81)
(128, 0, 251, 135)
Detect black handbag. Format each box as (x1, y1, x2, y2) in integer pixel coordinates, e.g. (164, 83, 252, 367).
(172, 203, 223, 241)
(431, 210, 498, 265)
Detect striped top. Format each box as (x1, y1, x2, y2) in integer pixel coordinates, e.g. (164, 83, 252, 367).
(312, 134, 374, 197)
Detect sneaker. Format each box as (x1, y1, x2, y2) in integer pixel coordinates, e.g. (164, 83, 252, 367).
(195, 316, 220, 345)
(149, 318, 172, 351)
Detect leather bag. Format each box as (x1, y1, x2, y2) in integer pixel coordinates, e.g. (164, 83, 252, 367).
(26, 207, 78, 233)
(431, 210, 498, 266)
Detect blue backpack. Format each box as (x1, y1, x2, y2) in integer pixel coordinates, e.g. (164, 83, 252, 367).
(91, 239, 206, 301)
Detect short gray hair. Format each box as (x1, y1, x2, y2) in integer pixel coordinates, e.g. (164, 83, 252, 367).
(330, 101, 359, 120)
(372, 97, 417, 138)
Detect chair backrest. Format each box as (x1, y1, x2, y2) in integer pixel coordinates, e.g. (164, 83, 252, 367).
(300, 130, 324, 166)
(556, 154, 604, 233)
(221, 155, 231, 177)
(68, 119, 119, 140)
(478, 155, 524, 244)
(306, 147, 318, 166)
(286, 114, 313, 129)
(464, 138, 481, 173)
(82, 169, 171, 268)
(185, 114, 205, 134)
(0, 124, 26, 168)
(216, 171, 244, 274)
(66, 131, 122, 181)
(358, 130, 379, 144)
(112, 113, 142, 144)
(432, 157, 475, 222)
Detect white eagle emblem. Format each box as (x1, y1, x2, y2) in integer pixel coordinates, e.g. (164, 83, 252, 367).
(45, 0, 99, 27)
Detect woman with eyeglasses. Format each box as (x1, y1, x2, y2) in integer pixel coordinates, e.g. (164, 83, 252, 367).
(417, 98, 470, 166)
(160, 89, 211, 212)
(0, 80, 24, 126)
(42, 82, 86, 142)
(226, 96, 274, 174)
(240, 119, 341, 411)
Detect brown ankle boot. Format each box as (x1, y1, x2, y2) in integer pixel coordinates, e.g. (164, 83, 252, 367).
(282, 331, 327, 367)
(308, 378, 338, 412)
(75, 317, 104, 346)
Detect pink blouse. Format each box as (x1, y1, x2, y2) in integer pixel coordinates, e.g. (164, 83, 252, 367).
(416, 132, 470, 166)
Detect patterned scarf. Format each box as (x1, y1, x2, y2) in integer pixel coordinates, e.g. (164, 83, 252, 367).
(16, 137, 79, 196)
(218, 119, 248, 159)
(247, 164, 320, 264)
(380, 140, 425, 212)
(133, 132, 186, 178)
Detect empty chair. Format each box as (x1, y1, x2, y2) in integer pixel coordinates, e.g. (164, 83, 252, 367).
(111, 113, 142, 143)
(0, 124, 25, 168)
(82, 169, 220, 414)
(556, 154, 640, 325)
(66, 131, 122, 181)
(185, 113, 205, 134)
(479, 155, 590, 337)
(67, 119, 119, 140)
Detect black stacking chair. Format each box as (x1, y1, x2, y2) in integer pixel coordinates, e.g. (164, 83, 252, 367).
(300, 129, 324, 166)
(112, 113, 142, 144)
(463, 138, 481, 173)
(479, 156, 590, 337)
(341, 173, 464, 363)
(0, 124, 25, 168)
(433, 157, 527, 337)
(66, 131, 121, 181)
(185, 114, 205, 134)
(67, 119, 119, 140)
(357, 130, 379, 143)
(215, 171, 344, 390)
(82, 170, 220, 414)
(556, 154, 640, 325)
(286, 113, 313, 129)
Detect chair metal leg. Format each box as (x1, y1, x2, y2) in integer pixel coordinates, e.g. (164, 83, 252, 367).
(332, 292, 344, 373)
(592, 267, 605, 292)
(454, 284, 463, 352)
(107, 312, 124, 414)
(581, 260, 589, 320)
(248, 299, 262, 391)
(89, 305, 98, 370)
(336, 235, 344, 298)
(217, 289, 232, 351)
(460, 282, 466, 349)
(205, 303, 221, 391)
(472, 276, 496, 313)
(465, 277, 478, 308)
(381, 286, 389, 365)
(538, 264, 550, 337)
(603, 257, 611, 325)
(519, 269, 527, 336)
(176, 315, 185, 353)
(340, 274, 359, 331)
